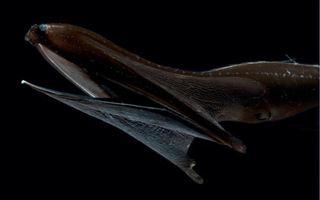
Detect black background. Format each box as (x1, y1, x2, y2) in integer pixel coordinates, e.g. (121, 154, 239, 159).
(6, 1, 319, 199)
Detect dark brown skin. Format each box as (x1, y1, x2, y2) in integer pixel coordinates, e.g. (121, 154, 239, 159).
(25, 23, 319, 153)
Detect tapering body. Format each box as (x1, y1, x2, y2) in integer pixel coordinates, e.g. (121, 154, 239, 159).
(24, 23, 319, 183)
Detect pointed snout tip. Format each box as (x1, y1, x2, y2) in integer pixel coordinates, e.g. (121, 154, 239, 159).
(25, 24, 39, 45)
(25, 24, 48, 46)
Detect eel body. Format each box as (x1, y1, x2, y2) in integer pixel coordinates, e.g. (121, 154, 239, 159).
(23, 23, 319, 184)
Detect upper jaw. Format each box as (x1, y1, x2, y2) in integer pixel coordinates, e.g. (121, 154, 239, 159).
(25, 24, 41, 46)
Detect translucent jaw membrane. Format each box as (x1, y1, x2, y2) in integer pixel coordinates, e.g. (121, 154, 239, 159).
(35, 43, 112, 98)
(22, 23, 319, 184)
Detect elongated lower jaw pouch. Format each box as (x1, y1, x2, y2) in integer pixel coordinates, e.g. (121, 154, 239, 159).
(23, 23, 319, 184)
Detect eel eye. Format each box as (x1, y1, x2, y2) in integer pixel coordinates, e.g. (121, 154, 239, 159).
(255, 112, 272, 120)
(255, 113, 267, 120)
(39, 24, 47, 32)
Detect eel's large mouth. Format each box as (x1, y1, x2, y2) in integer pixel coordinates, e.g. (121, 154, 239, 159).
(24, 24, 112, 99)
(23, 23, 247, 155)
(23, 24, 159, 105)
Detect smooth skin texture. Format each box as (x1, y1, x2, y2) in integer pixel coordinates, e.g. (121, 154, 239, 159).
(23, 23, 319, 183)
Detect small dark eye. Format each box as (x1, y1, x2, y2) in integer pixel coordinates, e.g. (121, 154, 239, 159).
(255, 113, 267, 120)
